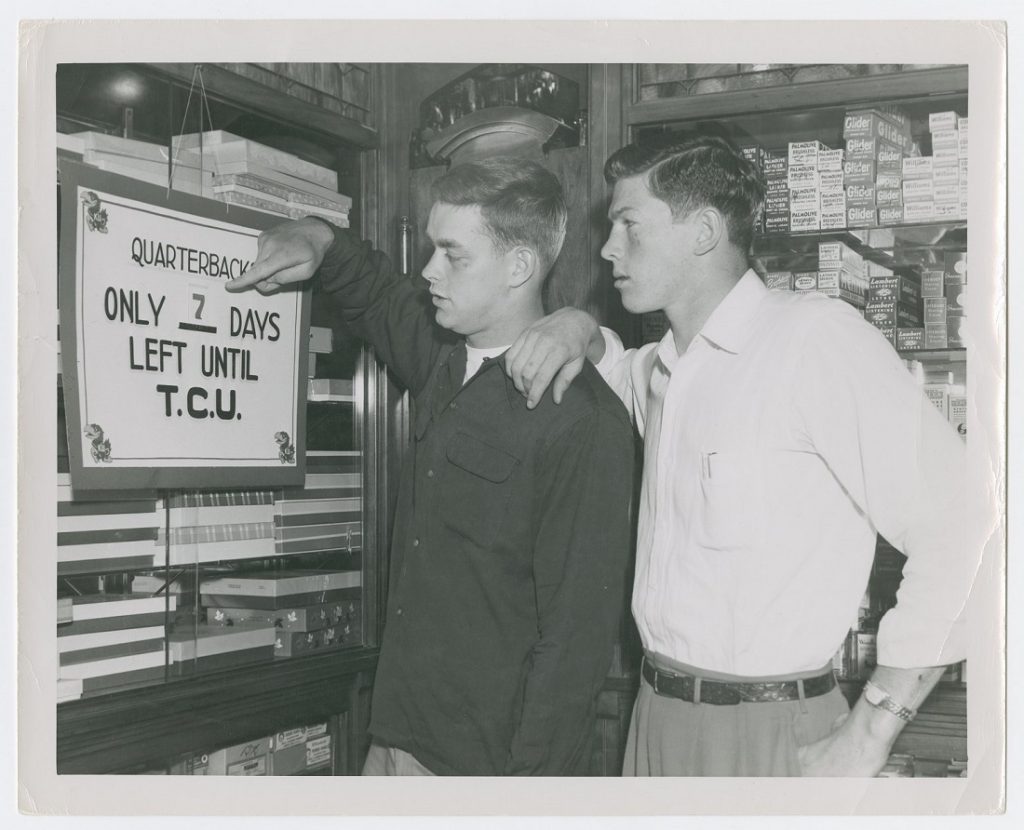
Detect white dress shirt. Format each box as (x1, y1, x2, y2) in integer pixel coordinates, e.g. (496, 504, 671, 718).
(596, 270, 971, 675)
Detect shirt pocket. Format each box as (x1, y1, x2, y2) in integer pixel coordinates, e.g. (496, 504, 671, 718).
(441, 431, 520, 549)
(694, 450, 765, 553)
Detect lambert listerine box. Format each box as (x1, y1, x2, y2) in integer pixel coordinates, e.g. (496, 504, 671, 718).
(875, 188, 903, 207)
(929, 111, 959, 132)
(869, 276, 921, 306)
(896, 327, 925, 351)
(843, 159, 875, 184)
(924, 297, 948, 325)
(764, 271, 793, 291)
(903, 201, 936, 222)
(875, 172, 903, 191)
(873, 325, 897, 347)
(207, 736, 273, 776)
(902, 157, 934, 180)
(817, 149, 845, 172)
(787, 167, 818, 190)
(845, 136, 902, 160)
(876, 145, 904, 175)
(864, 300, 923, 328)
(792, 271, 818, 291)
(947, 316, 966, 348)
(944, 251, 968, 282)
(846, 206, 877, 228)
(878, 205, 905, 225)
(845, 184, 875, 207)
(788, 140, 829, 168)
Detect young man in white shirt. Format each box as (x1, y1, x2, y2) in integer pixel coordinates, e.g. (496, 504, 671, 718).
(504, 134, 975, 776)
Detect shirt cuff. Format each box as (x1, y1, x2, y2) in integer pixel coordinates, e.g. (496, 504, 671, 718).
(593, 326, 625, 374)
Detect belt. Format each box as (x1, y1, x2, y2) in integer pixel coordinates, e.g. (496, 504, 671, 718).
(641, 658, 836, 706)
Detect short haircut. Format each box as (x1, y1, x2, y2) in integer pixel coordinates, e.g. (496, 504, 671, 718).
(604, 133, 765, 253)
(431, 157, 568, 278)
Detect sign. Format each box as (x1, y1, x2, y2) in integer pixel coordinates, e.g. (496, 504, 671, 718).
(58, 161, 310, 490)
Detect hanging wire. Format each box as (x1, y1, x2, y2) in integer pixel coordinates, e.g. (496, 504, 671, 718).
(167, 64, 213, 199)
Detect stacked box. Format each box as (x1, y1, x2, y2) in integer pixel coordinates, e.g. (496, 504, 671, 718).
(896, 328, 925, 351)
(270, 723, 333, 775)
(763, 271, 793, 291)
(817, 240, 868, 306)
(864, 299, 923, 329)
(788, 141, 830, 232)
(868, 275, 921, 307)
(762, 150, 790, 233)
(948, 385, 967, 440)
(843, 106, 907, 230)
(792, 271, 818, 292)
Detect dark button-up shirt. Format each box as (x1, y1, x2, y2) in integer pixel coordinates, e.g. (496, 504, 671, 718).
(318, 228, 634, 775)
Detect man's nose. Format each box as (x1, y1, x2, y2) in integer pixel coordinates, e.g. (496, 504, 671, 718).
(600, 230, 621, 262)
(422, 250, 442, 282)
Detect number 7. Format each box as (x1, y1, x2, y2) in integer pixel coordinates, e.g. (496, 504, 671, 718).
(192, 292, 206, 320)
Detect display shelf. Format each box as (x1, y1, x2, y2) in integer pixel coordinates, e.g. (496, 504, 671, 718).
(899, 348, 966, 364)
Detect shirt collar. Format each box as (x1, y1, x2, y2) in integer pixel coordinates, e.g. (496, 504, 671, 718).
(696, 269, 767, 355)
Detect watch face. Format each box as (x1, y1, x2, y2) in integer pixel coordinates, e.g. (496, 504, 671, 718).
(864, 683, 886, 705)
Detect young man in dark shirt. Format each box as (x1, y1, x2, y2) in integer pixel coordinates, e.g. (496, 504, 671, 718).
(227, 157, 634, 776)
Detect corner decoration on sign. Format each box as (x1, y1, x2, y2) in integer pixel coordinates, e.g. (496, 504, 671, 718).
(58, 161, 311, 491)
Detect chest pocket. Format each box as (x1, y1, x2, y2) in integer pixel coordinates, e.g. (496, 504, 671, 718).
(694, 450, 765, 553)
(441, 431, 520, 549)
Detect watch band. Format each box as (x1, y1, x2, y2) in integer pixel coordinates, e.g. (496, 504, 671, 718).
(864, 680, 917, 722)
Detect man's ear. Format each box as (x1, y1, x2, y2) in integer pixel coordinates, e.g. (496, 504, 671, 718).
(508, 246, 537, 288)
(693, 207, 726, 256)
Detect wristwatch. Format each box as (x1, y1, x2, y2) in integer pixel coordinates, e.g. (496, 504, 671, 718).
(863, 680, 917, 722)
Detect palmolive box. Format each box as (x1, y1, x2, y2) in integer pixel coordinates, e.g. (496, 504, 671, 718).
(764, 192, 791, 212)
(845, 183, 876, 207)
(764, 215, 790, 232)
(819, 191, 846, 214)
(902, 157, 934, 180)
(896, 327, 925, 351)
(818, 170, 844, 192)
(764, 271, 793, 291)
(788, 167, 818, 190)
(789, 187, 820, 209)
(845, 136, 902, 160)
(846, 205, 878, 228)
(817, 149, 845, 172)
(864, 299, 923, 328)
(820, 210, 847, 230)
(929, 111, 959, 132)
(765, 176, 789, 194)
(762, 152, 788, 176)
(869, 276, 921, 306)
(789, 209, 820, 232)
(843, 159, 875, 184)
(788, 140, 829, 168)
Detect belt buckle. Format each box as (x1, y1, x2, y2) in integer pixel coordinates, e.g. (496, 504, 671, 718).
(652, 666, 661, 696)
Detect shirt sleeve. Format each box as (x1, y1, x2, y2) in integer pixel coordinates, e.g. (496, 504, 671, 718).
(593, 327, 648, 434)
(503, 402, 636, 775)
(793, 303, 978, 668)
(315, 223, 450, 395)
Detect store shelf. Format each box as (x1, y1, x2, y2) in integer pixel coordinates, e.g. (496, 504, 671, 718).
(899, 348, 966, 364)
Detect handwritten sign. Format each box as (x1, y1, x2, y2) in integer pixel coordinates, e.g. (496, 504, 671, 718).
(58, 162, 310, 489)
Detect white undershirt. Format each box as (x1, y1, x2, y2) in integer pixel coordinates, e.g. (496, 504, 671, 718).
(464, 344, 510, 385)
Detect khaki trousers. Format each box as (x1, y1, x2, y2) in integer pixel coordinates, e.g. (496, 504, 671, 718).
(623, 653, 850, 776)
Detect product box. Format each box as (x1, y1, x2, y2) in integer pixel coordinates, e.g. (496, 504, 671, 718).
(875, 172, 903, 191)
(842, 159, 876, 184)
(896, 327, 925, 351)
(903, 201, 936, 223)
(877, 205, 905, 225)
(845, 136, 902, 160)
(817, 269, 867, 299)
(932, 165, 961, 188)
(932, 183, 960, 204)
(792, 271, 818, 291)
(764, 215, 790, 233)
(929, 111, 959, 132)
(789, 187, 820, 209)
(762, 151, 788, 176)
(947, 316, 966, 348)
(819, 190, 846, 212)
(864, 300, 923, 328)
(843, 110, 909, 147)
(788, 140, 829, 168)
(948, 391, 967, 439)
(934, 202, 959, 219)
(763, 271, 793, 291)
(207, 736, 273, 776)
(169, 752, 211, 775)
(308, 326, 333, 355)
(865, 262, 894, 278)
(902, 157, 934, 180)
(846, 206, 878, 228)
(816, 287, 867, 308)
(818, 170, 844, 191)
(923, 383, 950, 418)
(902, 178, 934, 203)
(920, 269, 945, 298)
(870, 324, 897, 347)
(933, 147, 960, 168)
(764, 195, 791, 215)
(924, 297, 948, 324)
(924, 324, 949, 349)
(875, 187, 903, 207)
(944, 280, 965, 315)
(764, 176, 789, 194)
(738, 143, 765, 168)
(789, 209, 820, 232)
(869, 276, 921, 306)
(844, 183, 876, 206)
(876, 145, 905, 175)
(817, 148, 845, 172)
(958, 129, 969, 159)
(788, 167, 819, 190)
(820, 211, 847, 230)
(271, 723, 332, 775)
(944, 251, 968, 282)
(930, 129, 959, 151)
(207, 599, 354, 632)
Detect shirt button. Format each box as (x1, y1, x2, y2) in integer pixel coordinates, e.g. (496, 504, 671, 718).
(427, 469, 435, 479)
(449, 401, 457, 410)
(412, 538, 420, 547)
(396, 608, 403, 616)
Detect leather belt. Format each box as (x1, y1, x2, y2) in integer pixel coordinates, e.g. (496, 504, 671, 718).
(642, 658, 836, 706)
